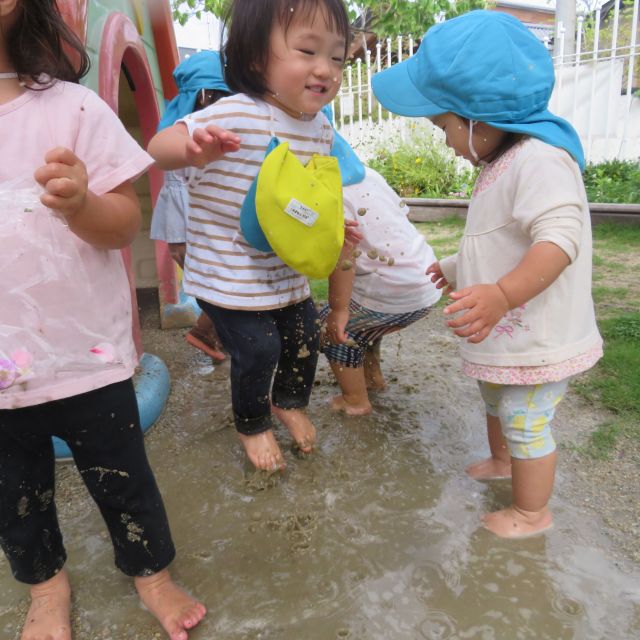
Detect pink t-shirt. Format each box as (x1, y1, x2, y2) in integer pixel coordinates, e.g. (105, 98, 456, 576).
(0, 81, 153, 408)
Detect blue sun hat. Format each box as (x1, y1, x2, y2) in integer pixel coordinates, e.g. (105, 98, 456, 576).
(321, 105, 366, 186)
(371, 10, 585, 170)
(157, 50, 230, 131)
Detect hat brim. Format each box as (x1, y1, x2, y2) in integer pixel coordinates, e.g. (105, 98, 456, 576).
(371, 59, 447, 118)
(485, 110, 585, 170)
(332, 130, 365, 186)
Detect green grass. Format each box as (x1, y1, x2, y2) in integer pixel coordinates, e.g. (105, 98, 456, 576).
(592, 221, 640, 247)
(573, 313, 640, 458)
(576, 224, 639, 457)
(414, 216, 465, 258)
(592, 286, 629, 304)
(310, 279, 328, 302)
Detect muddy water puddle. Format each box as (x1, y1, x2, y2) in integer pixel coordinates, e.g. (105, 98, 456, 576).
(1, 316, 639, 639)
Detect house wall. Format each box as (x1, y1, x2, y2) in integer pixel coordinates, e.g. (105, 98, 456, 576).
(492, 6, 555, 25)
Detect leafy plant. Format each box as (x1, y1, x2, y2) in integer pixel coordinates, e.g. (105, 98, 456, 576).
(171, 0, 487, 41)
(171, 0, 228, 25)
(350, 0, 485, 39)
(368, 140, 478, 199)
(583, 160, 640, 204)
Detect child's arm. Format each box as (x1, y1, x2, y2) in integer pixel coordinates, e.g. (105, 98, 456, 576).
(148, 122, 241, 170)
(325, 245, 356, 344)
(444, 241, 570, 343)
(35, 147, 141, 249)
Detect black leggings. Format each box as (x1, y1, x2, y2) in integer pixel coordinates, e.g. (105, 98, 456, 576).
(198, 298, 320, 435)
(0, 379, 175, 584)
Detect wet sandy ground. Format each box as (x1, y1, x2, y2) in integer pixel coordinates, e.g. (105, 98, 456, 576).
(1, 291, 639, 639)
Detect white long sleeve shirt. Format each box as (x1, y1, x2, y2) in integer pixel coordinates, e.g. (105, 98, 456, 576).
(440, 138, 602, 369)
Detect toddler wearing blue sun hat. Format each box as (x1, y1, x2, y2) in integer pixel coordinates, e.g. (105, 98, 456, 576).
(373, 10, 602, 540)
(151, 51, 231, 361)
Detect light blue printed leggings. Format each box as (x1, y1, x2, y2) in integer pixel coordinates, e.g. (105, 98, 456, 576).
(478, 379, 570, 460)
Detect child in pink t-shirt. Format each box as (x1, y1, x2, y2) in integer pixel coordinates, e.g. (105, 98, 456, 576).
(0, 3, 205, 639)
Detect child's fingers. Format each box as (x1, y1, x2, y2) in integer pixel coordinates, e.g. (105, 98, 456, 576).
(221, 140, 241, 153)
(447, 309, 478, 329)
(185, 139, 206, 161)
(344, 225, 363, 245)
(447, 287, 470, 300)
(43, 177, 76, 198)
(33, 162, 73, 186)
(451, 316, 484, 336)
(43, 147, 77, 166)
(326, 324, 347, 344)
(40, 192, 70, 210)
(425, 261, 441, 276)
(204, 124, 241, 145)
(443, 295, 472, 316)
(466, 326, 492, 343)
(192, 128, 216, 147)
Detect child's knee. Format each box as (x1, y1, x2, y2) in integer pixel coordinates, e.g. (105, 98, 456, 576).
(503, 420, 556, 460)
(497, 381, 568, 459)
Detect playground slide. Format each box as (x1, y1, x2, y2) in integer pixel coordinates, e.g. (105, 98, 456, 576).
(51, 0, 182, 459)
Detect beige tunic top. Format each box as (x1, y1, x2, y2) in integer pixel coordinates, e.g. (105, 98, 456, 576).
(440, 138, 602, 371)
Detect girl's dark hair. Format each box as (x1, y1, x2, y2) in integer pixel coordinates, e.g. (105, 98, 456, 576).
(484, 131, 527, 164)
(222, 0, 350, 97)
(3, 0, 90, 86)
(194, 88, 232, 111)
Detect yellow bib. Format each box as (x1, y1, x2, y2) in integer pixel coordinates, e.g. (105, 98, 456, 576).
(255, 142, 344, 279)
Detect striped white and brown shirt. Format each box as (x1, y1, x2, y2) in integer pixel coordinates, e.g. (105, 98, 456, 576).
(180, 95, 333, 310)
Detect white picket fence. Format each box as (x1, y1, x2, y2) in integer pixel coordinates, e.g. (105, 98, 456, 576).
(334, 3, 640, 165)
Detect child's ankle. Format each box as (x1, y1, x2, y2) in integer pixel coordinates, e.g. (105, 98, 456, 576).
(330, 393, 372, 416)
(482, 505, 552, 538)
(23, 570, 72, 640)
(466, 456, 511, 480)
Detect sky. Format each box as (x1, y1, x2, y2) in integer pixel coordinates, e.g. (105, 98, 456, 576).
(173, 12, 222, 51)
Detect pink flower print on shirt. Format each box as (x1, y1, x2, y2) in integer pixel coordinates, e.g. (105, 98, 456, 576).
(0, 349, 34, 390)
(90, 343, 116, 363)
(0, 359, 18, 390)
(494, 305, 530, 339)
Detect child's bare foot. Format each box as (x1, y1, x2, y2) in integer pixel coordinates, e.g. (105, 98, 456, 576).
(238, 429, 286, 470)
(482, 506, 553, 539)
(21, 569, 72, 640)
(271, 406, 316, 453)
(185, 326, 226, 362)
(466, 456, 512, 480)
(135, 569, 206, 640)
(330, 394, 372, 416)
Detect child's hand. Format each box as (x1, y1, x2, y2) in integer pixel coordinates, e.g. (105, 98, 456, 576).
(444, 284, 510, 343)
(344, 219, 363, 246)
(325, 309, 349, 344)
(168, 243, 187, 270)
(186, 125, 241, 168)
(34, 147, 89, 217)
(426, 261, 450, 291)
